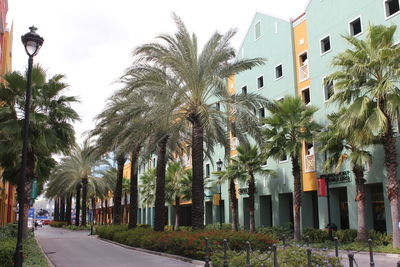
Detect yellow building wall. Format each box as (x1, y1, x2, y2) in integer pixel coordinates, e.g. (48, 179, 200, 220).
(1, 23, 12, 76)
(293, 17, 317, 191)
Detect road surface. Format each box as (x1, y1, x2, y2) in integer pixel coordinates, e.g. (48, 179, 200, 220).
(35, 226, 200, 267)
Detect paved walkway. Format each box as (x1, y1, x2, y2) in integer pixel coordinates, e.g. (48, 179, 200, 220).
(35, 226, 200, 267)
(338, 250, 400, 266)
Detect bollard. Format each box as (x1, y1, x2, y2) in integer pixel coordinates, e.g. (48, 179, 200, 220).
(348, 253, 354, 267)
(306, 236, 310, 247)
(397, 260, 400, 267)
(334, 237, 339, 258)
(223, 239, 229, 267)
(368, 239, 375, 267)
(282, 235, 286, 247)
(90, 225, 94, 235)
(272, 244, 278, 267)
(307, 248, 312, 267)
(204, 238, 210, 267)
(246, 241, 251, 267)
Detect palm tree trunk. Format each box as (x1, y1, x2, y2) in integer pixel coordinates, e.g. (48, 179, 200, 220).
(105, 199, 108, 224)
(100, 199, 104, 225)
(291, 154, 302, 241)
(190, 114, 205, 229)
(124, 192, 128, 224)
(113, 156, 125, 225)
(54, 198, 60, 221)
(91, 197, 96, 224)
(229, 178, 238, 231)
(66, 194, 72, 225)
(174, 196, 180, 230)
(154, 135, 169, 231)
(75, 184, 81, 226)
(60, 196, 65, 221)
(353, 166, 367, 241)
(248, 171, 256, 233)
(129, 146, 140, 229)
(382, 118, 400, 248)
(82, 177, 88, 226)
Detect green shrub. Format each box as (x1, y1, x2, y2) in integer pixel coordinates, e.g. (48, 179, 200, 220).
(0, 238, 15, 267)
(368, 230, 392, 246)
(256, 225, 293, 240)
(302, 228, 329, 243)
(211, 246, 342, 267)
(97, 225, 276, 260)
(0, 223, 18, 239)
(49, 221, 68, 228)
(334, 229, 357, 243)
(204, 224, 232, 231)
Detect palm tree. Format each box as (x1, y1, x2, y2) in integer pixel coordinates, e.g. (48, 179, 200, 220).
(229, 145, 272, 233)
(130, 14, 267, 229)
(122, 178, 130, 223)
(327, 24, 400, 247)
(165, 162, 192, 230)
(262, 96, 320, 241)
(0, 66, 79, 237)
(139, 168, 157, 224)
(319, 110, 372, 241)
(212, 162, 246, 231)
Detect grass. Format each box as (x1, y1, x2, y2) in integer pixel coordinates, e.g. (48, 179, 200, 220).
(24, 234, 51, 267)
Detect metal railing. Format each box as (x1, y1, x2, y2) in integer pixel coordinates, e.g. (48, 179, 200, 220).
(304, 154, 315, 172)
(299, 64, 309, 81)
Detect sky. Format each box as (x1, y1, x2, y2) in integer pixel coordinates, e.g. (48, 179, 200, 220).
(9, 0, 309, 143)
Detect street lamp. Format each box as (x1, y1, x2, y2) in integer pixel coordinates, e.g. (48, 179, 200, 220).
(15, 26, 44, 267)
(216, 158, 223, 229)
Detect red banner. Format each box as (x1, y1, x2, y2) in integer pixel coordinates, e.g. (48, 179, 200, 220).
(317, 178, 327, 197)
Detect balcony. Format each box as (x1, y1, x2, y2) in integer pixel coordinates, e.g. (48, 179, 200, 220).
(231, 137, 238, 151)
(304, 154, 315, 173)
(299, 64, 309, 81)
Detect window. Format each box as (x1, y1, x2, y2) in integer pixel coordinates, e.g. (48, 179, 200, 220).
(385, 0, 400, 18)
(320, 36, 331, 54)
(275, 64, 283, 79)
(305, 143, 314, 156)
(349, 17, 362, 37)
(216, 102, 220, 111)
(255, 21, 261, 40)
(257, 76, 264, 89)
(299, 52, 309, 81)
(241, 85, 247, 95)
(205, 163, 210, 177)
(301, 88, 311, 105)
(259, 107, 265, 119)
(323, 78, 334, 101)
(280, 154, 288, 162)
(153, 158, 156, 167)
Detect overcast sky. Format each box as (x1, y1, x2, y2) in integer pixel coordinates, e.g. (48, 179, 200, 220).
(9, 0, 308, 143)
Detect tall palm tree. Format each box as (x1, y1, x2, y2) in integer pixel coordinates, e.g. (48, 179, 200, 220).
(327, 24, 400, 247)
(319, 110, 372, 241)
(139, 168, 157, 225)
(165, 162, 192, 230)
(229, 145, 272, 233)
(130, 14, 267, 229)
(262, 96, 320, 241)
(122, 178, 130, 223)
(0, 65, 79, 237)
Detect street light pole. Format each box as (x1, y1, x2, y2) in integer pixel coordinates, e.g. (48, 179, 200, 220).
(326, 178, 333, 241)
(216, 159, 223, 229)
(15, 26, 44, 267)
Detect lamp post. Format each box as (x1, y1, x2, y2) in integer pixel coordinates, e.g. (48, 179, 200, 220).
(15, 26, 44, 267)
(216, 158, 223, 229)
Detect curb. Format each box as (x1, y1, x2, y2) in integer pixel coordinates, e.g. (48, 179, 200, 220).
(34, 236, 56, 267)
(96, 236, 205, 266)
(337, 249, 400, 258)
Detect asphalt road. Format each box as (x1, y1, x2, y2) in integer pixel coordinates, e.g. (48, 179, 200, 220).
(338, 250, 400, 267)
(35, 226, 200, 267)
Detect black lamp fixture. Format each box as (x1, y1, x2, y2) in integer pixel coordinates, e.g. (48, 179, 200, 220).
(216, 158, 223, 171)
(15, 26, 44, 267)
(21, 26, 44, 57)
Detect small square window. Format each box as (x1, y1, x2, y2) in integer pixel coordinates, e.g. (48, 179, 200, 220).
(259, 107, 265, 119)
(302, 88, 311, 105)
(324, 79, 334, 101)
(320, 36, 331, 54)
(349, 17, 362, 36)
(257, 76, 264, 89)
(275, 65, 283, 79)
(280, 154, 287, 162)
(205, 163, 210, 177)
(242, 85, 247, 95)
(385, 0, 400, 18)
(255, 21, 261, 40)
(153, 158, 156, 167)
(216, 102, 220, 111)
